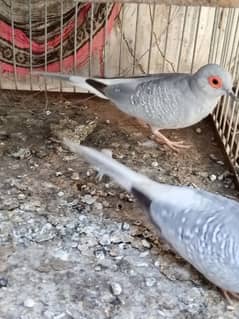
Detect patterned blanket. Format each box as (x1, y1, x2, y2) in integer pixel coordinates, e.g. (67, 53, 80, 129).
(0, 1, 121, 75)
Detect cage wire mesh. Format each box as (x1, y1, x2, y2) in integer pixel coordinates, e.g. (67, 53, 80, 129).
(0, 1, 239, 178)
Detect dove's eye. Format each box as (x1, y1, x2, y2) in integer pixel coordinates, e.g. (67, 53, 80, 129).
(208, 76, 223, 89)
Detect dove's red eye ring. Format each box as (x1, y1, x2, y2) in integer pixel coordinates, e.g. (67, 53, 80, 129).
(208, 76, 223, 89)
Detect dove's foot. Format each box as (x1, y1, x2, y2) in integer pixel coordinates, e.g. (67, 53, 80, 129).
(151, 129, 191, 152)
(222, 289, 239, 304)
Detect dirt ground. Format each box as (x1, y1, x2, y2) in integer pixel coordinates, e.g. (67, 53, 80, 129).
(0, 90, 239, 319)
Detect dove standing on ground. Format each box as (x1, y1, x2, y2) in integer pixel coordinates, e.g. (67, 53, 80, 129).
(64, 138, 239, 302)
(36, 64, 237, 151)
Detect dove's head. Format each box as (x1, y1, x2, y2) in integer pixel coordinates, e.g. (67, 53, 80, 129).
(193, 64, 237, 100)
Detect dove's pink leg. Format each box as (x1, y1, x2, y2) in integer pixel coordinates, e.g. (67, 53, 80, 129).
(151, 128, 190, 152)
(222, 289, 239, 303)
(222, 290, 234, 304)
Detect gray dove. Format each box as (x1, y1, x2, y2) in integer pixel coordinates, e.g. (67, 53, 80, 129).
(64, 138, 239, 302)
(36, 64, 237, 151)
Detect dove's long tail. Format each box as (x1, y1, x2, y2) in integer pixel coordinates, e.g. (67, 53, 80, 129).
(63, 138, 164, 209)
(33, 71, 138, 100)
(33, 71, 108, 99)
(64, 138, 147, 192)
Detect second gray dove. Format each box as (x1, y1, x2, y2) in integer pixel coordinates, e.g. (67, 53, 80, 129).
(36, 64, 237, 150)
(64, 138, 239, 302)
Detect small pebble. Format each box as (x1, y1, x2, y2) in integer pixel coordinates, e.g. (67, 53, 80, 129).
(24, 298, 35, 308)
(136, 262, 149, 268)
(95, 265, 102, 271)
(121, 222, 130, 231)
(195, 127, 202, 134)
(55, 171, 63, 177)
(71, 172, 80, 180)
(151, 161, 159, 167)
(139, 251, 149, 258)
(81, 194, 96, 205)
(0, 131, 9, 140)
(12, 148, 31, 160)
(110, 282, 122, 296)
(218, 174, 224, 181)
(0, 277, 8, 288)
(86, 170, 91, 177)
(209, 154, 217, 161)
(227, 305, 235, 311)
(99, 234, 111, 246)
(109, 248, 118, 257)
(197, 171, 208, 178)
(18, 193, 25, 200)
(145, 277, 156, 287)
(142, 239, 151, 249)
(94, 202, 103, 210)
(57, 191, 64, 197)
(209, 174, 217, 182)
(45, 110, 51, 116)
(102, 200, 110, 208)
(94, 249, 105, 260)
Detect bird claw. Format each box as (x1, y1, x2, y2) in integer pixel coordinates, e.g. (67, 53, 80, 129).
(151, 132, 191, 152)
(166, 140, 191, 149)
(221, 289, 239, 309)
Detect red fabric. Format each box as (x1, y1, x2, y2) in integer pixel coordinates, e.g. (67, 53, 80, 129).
(0, 3, 121, 75)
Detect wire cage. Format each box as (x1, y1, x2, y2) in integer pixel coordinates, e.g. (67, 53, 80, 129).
(1, 0, 239, 179)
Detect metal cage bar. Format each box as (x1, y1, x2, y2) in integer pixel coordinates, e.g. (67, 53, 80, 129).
(44, 0, 48, 91)
(190, 6, 201, 73)
(28, 0, 33, 90)
(162, 5, 172, 72)
(89, 3, 94, 76)
(118, 4, 125, 75)
(176, 5, 188, 72)
(59, 0, 64, 92)
(147, 4, 156, 74)
(1, 1, 239, 181)
(10, 0, 18, 90)
(73, 2, 78, 92)
(132, 4, 140, 75)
